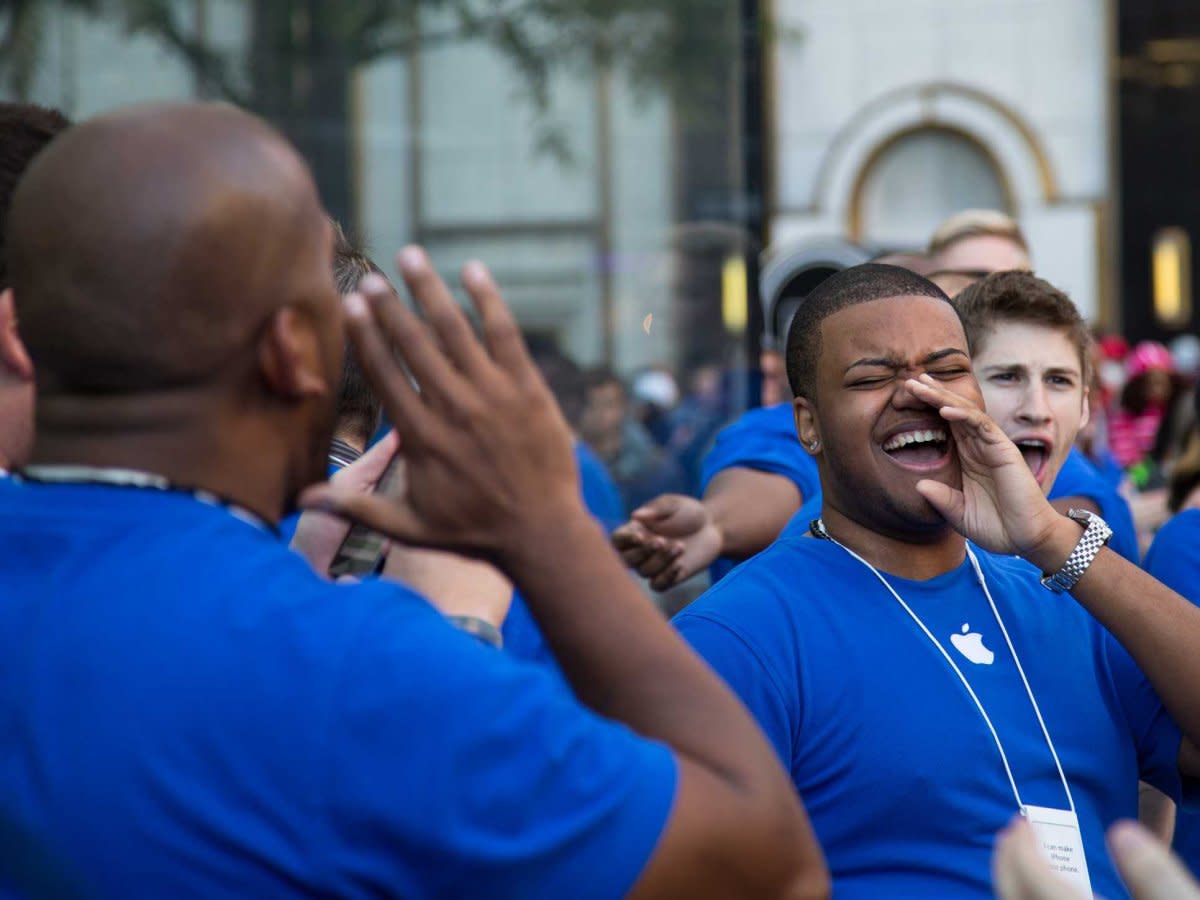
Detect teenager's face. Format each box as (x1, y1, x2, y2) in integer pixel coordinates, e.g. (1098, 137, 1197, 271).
(799, 295, 981, 538)
(973, 321, 1088, 492)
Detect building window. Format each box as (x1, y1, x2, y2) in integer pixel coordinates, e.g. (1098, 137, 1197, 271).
(853, 127, 1009, 249)
(1151, 227, 1192, 327)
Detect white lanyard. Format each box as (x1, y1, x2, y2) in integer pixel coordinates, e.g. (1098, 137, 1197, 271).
(814, 522, 1077, 817)
(19, 464, 276, 535)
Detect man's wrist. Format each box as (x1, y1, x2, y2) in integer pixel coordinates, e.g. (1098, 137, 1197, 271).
(1022, 514, 1087, 576)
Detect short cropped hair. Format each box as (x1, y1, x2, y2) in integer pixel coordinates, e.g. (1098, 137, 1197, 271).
(954, 271, 1092, 381)
(0, 103, 71, 290)
(928, 209, 1028, 256)
(785, 263, 951, 399)
(331, 222, 384, 442)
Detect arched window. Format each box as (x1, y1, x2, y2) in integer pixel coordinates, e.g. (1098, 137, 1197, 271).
(852, 128, 1010, 248)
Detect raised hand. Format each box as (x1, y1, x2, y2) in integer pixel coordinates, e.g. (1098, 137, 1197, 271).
(906, 373, 1063, 559)
(300, 247, 585, 563)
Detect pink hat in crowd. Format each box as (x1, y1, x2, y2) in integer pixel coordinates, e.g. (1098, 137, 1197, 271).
(1126, 340, 1174, 378)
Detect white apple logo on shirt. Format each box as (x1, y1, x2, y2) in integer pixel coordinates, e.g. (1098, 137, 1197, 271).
(950, 623, 994, 665)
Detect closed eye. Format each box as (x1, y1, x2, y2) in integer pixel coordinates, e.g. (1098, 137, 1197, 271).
(930, 367, 970, 380)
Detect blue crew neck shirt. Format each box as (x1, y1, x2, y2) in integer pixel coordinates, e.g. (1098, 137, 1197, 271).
(1048, 447, 1140, 563)
(675, 535, 1181, 899)
(699, 403, 820, 582)
(1145, 509, 1200, 878)
(0, 479, 675, 898)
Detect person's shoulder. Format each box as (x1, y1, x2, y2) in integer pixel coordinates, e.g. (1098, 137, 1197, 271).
(677, 536, 839, 625)
(1153, 508, 1200, 546)
(1147, 509, 1200, 567)
(1048, 447, 1102, 499)
(723, 403, 795, 437)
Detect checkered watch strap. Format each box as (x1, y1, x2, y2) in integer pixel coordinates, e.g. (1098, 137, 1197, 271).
(1040, 509, 1113, 593)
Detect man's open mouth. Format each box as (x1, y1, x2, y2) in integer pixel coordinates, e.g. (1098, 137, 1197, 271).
(1015, 438, 1050, 484)
(881, 428, 951, 470)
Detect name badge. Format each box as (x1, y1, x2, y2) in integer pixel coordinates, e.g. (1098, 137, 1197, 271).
(1022, 805, 1093, 897)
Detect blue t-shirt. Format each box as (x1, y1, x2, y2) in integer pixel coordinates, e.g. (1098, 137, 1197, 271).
(675, 536, 1181, 899)
(1145, 509, 1200, 878)
(699, 403, 821, 582)
(1049, 447, 1140, 563)
(0, 480, 675, 899)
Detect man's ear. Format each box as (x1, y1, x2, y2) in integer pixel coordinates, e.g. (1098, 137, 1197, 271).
(0, 290, 34, 382)
(793, 395, 821, 456)
(257, 307, 331, 401)
(1079, 384, 1091, 433)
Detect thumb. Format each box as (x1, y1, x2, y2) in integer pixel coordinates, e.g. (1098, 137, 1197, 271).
(916, 479, 966, 530)
(300, 483, 428, 547)
(632, 494, 682, 523)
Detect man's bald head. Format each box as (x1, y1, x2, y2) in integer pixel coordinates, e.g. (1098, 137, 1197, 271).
(7, 102, 338, 396)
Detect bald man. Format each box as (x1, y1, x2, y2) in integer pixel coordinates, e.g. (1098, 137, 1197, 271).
(0, 104, 826, 899)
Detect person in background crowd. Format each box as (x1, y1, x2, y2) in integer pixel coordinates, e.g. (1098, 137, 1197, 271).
(0, 102, 71, 475)
(0, 101, 829, 899)
(1166, 393, 1200, 516)
(954, 272, 1140, 563)
(580, 366, 688, 513)
(928, 208, 1032, 274)
(929, 268, 988, 298)
(1111, 341, 1186, 478)
(676, 262, 1200, 898)
(630, 366, 680, 446)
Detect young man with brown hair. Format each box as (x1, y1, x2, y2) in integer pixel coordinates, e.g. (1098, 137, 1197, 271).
(955, 271, 1139, 561)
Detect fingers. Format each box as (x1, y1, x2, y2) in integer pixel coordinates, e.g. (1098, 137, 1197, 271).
(1108, 820, 1200, 900)
(612, 521, 683, 573)
(299, 483, 427, 547)
(907, 376, 1007, 445)
(633, 494, 684, 523)
(461, 261, 529, 376)
(650, 565, 685, 592)
(330, 430, 400, 489)
(344, 286, 434, 435)
(915, 479, 965, 528)
(395, 247, 492, 381)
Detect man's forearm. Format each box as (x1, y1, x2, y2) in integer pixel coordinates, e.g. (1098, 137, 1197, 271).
(1029, 520, 1200, 746)
(704, 468, 802, 559)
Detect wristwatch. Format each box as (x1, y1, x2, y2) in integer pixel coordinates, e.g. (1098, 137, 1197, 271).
(1040, 509, 1113, 593)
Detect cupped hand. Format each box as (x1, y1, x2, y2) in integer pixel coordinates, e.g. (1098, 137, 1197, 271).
(300, 247, 585, 564)
(906, 374, 1062, 559)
